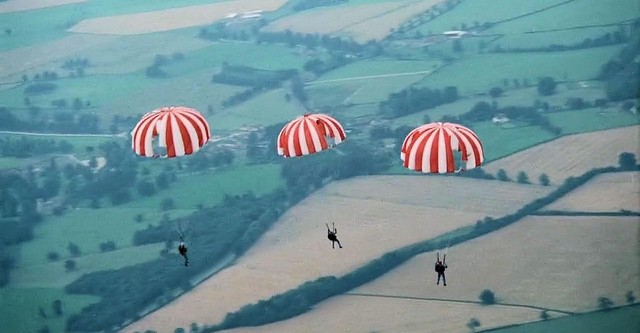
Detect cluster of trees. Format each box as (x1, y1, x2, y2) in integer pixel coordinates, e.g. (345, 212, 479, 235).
(599, 34, 640, 101)
(379, 85, 459, 118)
(61, 58, 90, 70)
(257, 31, 380, 56)
(145, 53, 185, 78)
(303, 54, 353, 76)
(0, 107, 101, 133)
(490, 28, 631, 54)
(213, 65, 298, 88)
(0, 136, 73, 158)
(185, 149, 235, 171)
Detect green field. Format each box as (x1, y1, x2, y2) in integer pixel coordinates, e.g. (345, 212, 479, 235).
(0, 0, 228, 51)
(414, 45, 624, 94)
(487, 0, 640, 34)
(470, 122, 557, 162)
(487, 305, 640, 333)
(0, 287, 100, 333)
(316, 59, 440, 81)
(547, 108, 639, 134)
(0, 156, 25, 169)
(492, 26, 623, 49)
(213, 88, 306, 131)
(410, 0, 567, 35)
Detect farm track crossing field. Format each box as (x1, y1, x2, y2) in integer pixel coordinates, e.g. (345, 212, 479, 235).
(413, 45, 625, 95)
(544, 172, 640, 212)
(409, 0, 568, 35)
(68, 0, 288, 35)
(264, 0, 442, 42)
(122, 175, 554, 333)
(222, 295, 551, 333)
(483, 126, 640, 185)
(486, 0, 640, 34)
(356, 215, 640, 312)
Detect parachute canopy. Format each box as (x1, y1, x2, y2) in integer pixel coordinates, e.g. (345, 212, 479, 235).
(277, 113, 346, 158)
(131, 106, 211, 158)
(400, 122, 484, 173)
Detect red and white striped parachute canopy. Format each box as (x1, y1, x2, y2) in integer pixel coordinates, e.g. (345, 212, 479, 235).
(277, 113, 346, 158)
(131, 106, 211, 158)
(400, 122, 484, 173)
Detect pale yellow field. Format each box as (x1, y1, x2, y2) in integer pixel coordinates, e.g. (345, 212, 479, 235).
(223, 295, 556, 333)
(484, 126, 640, 185)
(122, 176, 553, 333)
(544, 171, 640, 212)
(357, 216, 640, 312)
(68, 0, 287, 35)
(263, 2, 405, 37)
(263, 0, 440, 42)
(343, 0, 443, 42)
(0, 0, 86, 13)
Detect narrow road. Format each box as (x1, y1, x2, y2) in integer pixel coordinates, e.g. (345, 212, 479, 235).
(307, 70, 434, 85)
(346, 292, 576, 315)
(0, 130, 127, 138)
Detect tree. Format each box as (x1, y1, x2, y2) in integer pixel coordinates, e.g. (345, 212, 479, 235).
(155, 172, 169, 190)
(626, 291, 636, 304)
(496, 169, 510, 182)
(479, 289, 496, 304)
(64, 259, 76, 272)
(453, 39, 464, 52)
(539, 173, 550, 186)
(137, 179, 156, 197)
(53, 299, 63, 316)
(516, 171, 530, 184)
(67, 242, 81, 257)
(540, 310, 550, 320)
(618, 152, 637, 170)
(537, 76, 557, 96)
(161, 198, 175, 211)
(38, 326, 51, 333)
(46, 251, 60, 262)
(134, 213, 144, 223)
(597, 296, 614, 310)
(466, 318, 481, 332)
(489, 87, 503, 98)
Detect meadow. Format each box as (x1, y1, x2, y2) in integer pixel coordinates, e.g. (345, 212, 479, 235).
(492, 26, 623, 50)
(487, 304, 640, 333)
(413, 45, 625, 95)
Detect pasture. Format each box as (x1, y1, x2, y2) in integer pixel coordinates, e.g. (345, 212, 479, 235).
(488, 305, 640, 333)
(413, 45, 625, 95)
(123, 175, 555, 332)
(223, 295, 549, 333)
(0, 287, 99, 333)
(483, 126, 640, 185)
(409, 0, 568, 35)
(356, 215, 640, 312)
(492, 26, 623, 50)
(544, 172, 640, 212)
(545, 108, 639, 135)
(486, 0, 640, 35)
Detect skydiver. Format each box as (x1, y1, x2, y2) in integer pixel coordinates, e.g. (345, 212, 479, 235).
(327, 223, 342, 249)
(435, 252, 447, 286)
(177, 236, 189, 267)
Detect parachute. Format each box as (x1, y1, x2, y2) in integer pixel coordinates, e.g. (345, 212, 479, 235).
(277, 113, 346, 158)
(131, 106, 211, 158)
(400, 122, 484, 173)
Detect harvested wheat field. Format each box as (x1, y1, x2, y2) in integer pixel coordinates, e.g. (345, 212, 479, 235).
(263, 2, 404, 36)
(122, 176, 553, 333)
(0, 0, 86, 13)
(223, 294, 555, 333)
(68, 0, 287, 35)
(544, 172, 640, 213)
(484, 126, 640, 185)
(357, 215, 640, 313)
(343, 0, 443, 42)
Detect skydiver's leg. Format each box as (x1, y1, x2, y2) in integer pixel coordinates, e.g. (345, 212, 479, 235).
(184, 254, 189, 267)
(443, 273, 446, 286)
(332, 240, 335, 249)
(437, 273, 441, 285)
(336, 239, 342, 248)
